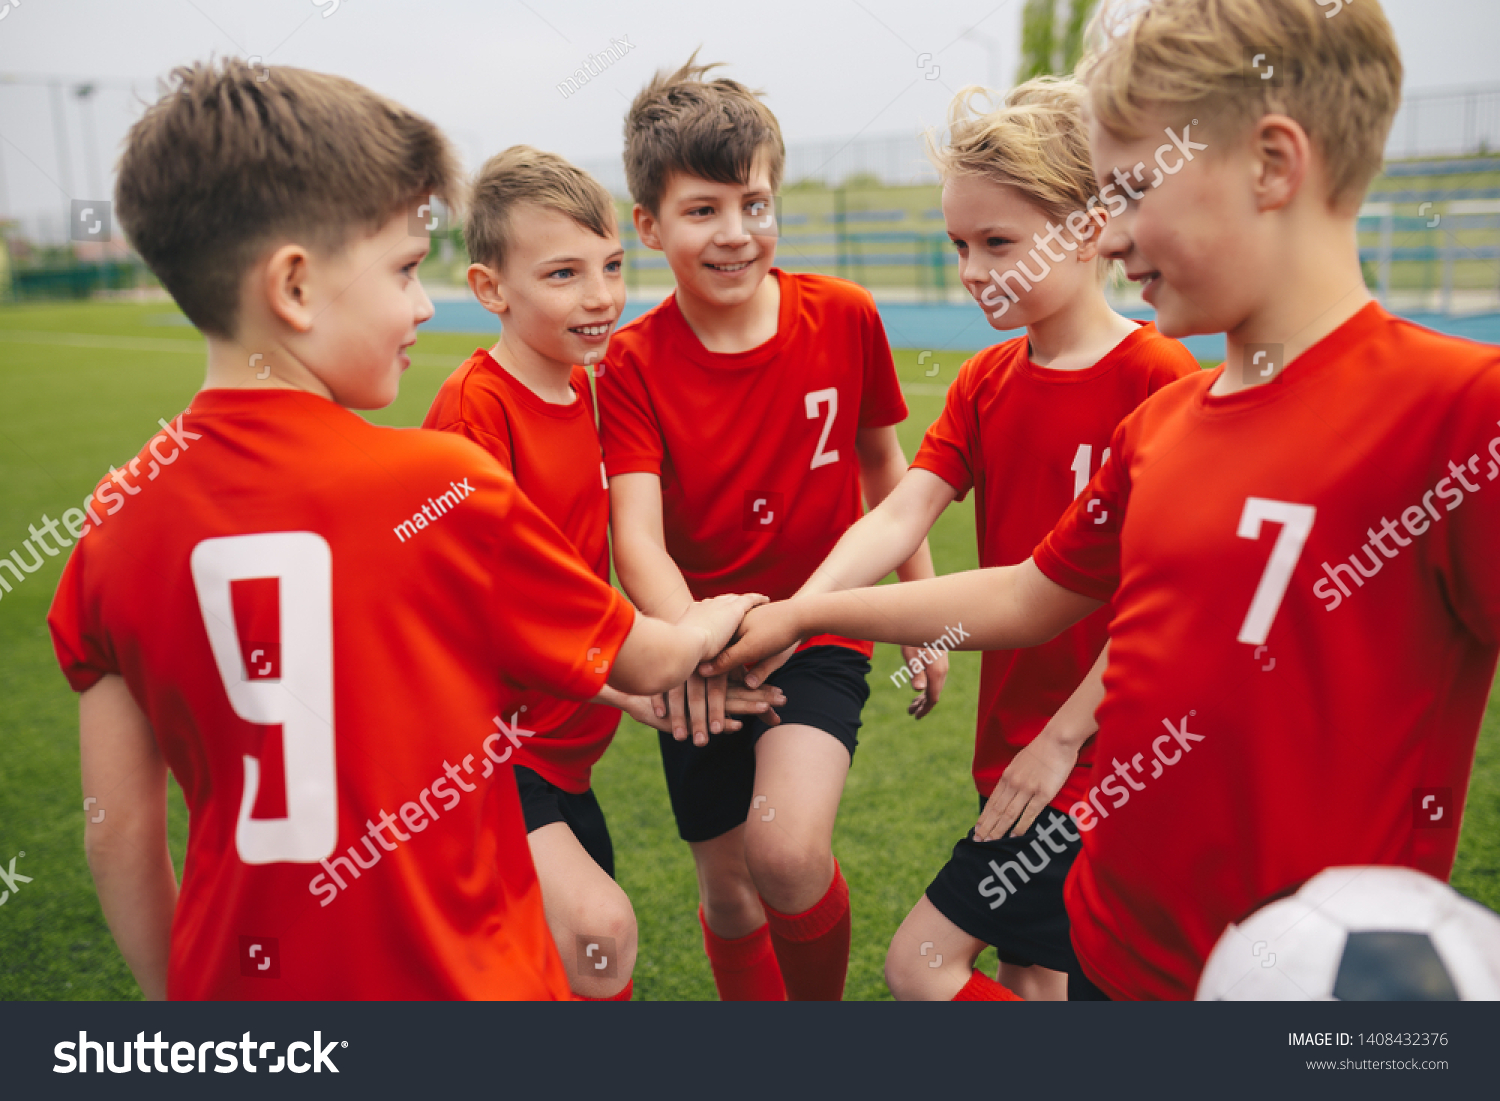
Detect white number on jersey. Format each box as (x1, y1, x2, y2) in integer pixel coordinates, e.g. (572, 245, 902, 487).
(190, 532, 338, 865)
(1235, 497, 1316, 646)
(805, 388, 840, 470)
(1069, 443, 1112, 499)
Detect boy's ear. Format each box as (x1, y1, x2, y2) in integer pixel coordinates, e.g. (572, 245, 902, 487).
(467, 262, 509, 316)
(633, 203, 662, 251)
(1073, 206, 1110, 263)
(263, 243, 317, 334)
(1250, 113, 1310, 214)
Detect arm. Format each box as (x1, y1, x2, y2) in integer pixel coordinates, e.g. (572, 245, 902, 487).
(605, 593, 766, 698)
(848, 425, 945, 588)
(704, 559, 1102, 683)
(973, 641, 1109, 841)
(845, 426, 953, 717)
(79, 675, 177, 1001)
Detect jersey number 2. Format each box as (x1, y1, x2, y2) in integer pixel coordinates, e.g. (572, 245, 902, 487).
(1235, 497, 1316, 646)
(805, 388, 840, 470)
(190, 532, 338, 865)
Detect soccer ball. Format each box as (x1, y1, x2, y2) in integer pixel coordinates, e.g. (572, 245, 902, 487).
(1196, 866, 1500, 1000)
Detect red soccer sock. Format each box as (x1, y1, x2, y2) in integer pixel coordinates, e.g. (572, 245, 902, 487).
(574, 978, 633, 1001)
(699, 906, 787, 1001)
(762, 859, 852, 1002)
(952, 970, 1023, 1002)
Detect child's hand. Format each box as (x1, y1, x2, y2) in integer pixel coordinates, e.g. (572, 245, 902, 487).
(734, 641, 798, 695)
(973, 730, 1082, 842)
(900, 643, 947, 719)
(649, 678, 786, 742)
(679, 592, 768, 662)
(699, 601, 803, 685)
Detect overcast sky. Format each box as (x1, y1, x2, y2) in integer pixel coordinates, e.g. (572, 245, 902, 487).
(1, 0, 1496, 225)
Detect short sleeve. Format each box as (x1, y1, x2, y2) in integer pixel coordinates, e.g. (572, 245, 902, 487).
(476, 473, 636, 698)
(857, 298, 907, 428)
(1033, 417, 1133, 602)
(911, 356, 982, 500)
(47, 542, 115, 693)
(1433, 360, 1500, 644)
(597, 347, 665, 479)
(422, 364, 516, 473)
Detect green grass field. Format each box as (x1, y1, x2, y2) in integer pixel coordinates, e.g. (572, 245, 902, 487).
(0, 298, 1496, 1000)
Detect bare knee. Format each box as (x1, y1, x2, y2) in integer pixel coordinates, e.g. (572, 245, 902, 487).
(885, 929, 966, 1001)
(743, 830, 832, 914)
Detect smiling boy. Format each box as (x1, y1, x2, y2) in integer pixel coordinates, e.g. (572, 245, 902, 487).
(47, 63, 761, 1000)
(599, 56, 939, 1000)
(422, 147, 782, 999)
(707, 0, 1500, 999)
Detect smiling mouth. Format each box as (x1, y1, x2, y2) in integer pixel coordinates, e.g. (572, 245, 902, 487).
(705, 261, 752, 273)
(1129, 270, 1161, 289)
(569, 323, 612, 336)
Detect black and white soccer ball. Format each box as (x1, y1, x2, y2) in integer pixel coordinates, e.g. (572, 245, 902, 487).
(1196, 866, 1500, 1000)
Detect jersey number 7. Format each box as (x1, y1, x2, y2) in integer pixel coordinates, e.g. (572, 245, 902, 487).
(1236, 497, 1316, 647)
(190, 532, 338, 865)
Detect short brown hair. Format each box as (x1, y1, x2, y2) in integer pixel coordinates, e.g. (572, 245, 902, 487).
(116, 58, 461, 338)
(1080, 0, 1402, 208)
(624, 52, 785, 215)
(465, 146, 616, 272)
(927, 77, 1098, 226)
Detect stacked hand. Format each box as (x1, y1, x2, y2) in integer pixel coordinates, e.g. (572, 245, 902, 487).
(654, 594, 786, 746)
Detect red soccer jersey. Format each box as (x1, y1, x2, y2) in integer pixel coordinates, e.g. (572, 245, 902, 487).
(48, 388, 636, 1000)
(913, 322, 1196, 806)
(598, 270, 908, 655)
(423, 350, 620, 794)
(1034, 302, 1500, 1000)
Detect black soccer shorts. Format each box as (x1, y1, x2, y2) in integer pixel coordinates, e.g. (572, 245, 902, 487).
(514, 764, 615, 878)
(924, 802, 1084, 975)
(657, 644, 871, 843)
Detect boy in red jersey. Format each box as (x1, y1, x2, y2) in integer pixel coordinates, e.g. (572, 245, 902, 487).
(600, 57, 940, 1001)
(709, 0, 1500, 1000)
(423, 146, 783, 1000)
(46, 61, 760, 1001)
(767, 77, 1196, 1003)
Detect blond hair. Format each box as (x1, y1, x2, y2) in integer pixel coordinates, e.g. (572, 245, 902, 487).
(624, 52, 785, 215)
(116, 59, 460, 338)
(1080, 0, 1402, 208)
(927, 76, 1100, 225)
(465, 146, 616, 273)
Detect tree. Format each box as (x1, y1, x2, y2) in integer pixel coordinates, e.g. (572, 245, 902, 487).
(1018, 0, 1100, 82)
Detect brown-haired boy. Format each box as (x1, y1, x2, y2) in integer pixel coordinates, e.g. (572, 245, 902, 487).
(709, 0, 1500, 1000)
(422, 146, 783, 1000)
(601, 56, 940, 1000)
(46, 61, 759, 1000)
